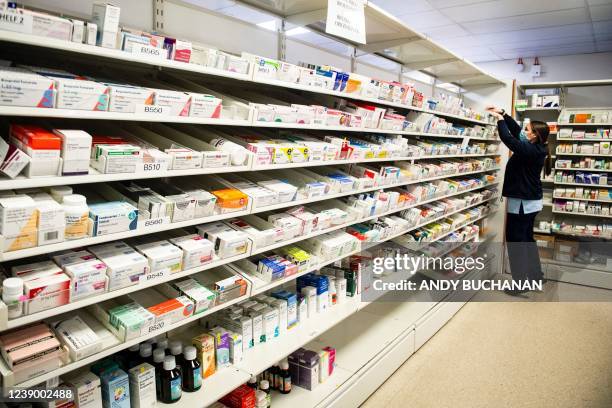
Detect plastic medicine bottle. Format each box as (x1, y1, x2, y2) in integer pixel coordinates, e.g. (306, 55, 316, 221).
(256, 390, 268, 408)
(2, 277, 23, 318)
(279, 360, 292, 394)
(259, 380, 271, 407)
(49, 185, 73, 203)
(160, 355, 182, 403)
(181, 346, 202, 392)
(63, 194, 88, 240)
(247, 376, 258, 389)
(169, 340, 185, 375)
(153, 348, 166, 397)
(139, 343, 153, 366)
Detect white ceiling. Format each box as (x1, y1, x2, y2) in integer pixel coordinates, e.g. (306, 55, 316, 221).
(370, 0, 612, 62)
(190, 0, 612, 63)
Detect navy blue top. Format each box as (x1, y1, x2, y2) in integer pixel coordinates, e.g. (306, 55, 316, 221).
(497, 114, 547, 200)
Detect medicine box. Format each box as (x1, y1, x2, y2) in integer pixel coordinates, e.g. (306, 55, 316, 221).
(106, 83, 155, 113)
(192, 333, 216, 378)
(296, 349, 319, 390)
(154, 89, 191, 116)
(209, 327, 230, 369)
(34, 198, 65, 246)
(53, 129, 93, 175)
(165, 277, 215, 314)
(0, 67, 56, 108)
(0, 138, 30, 179)
(50, 315, 103, 361)
(89, 202, 138, 236)
(100, 369, 130, 408)
(215, 313, 253, 350)
(135, 240, 183, 274)
(0, 7, 71, 40)
(89, 242, 149, 290)
(129, 363, 156, 408)
(9, 125, 62, 177)
(63, 258, 108, 301)
(92, 3, 121, 49)
(49, 76, 110, 111)
(169, 234, 214, 269)
(64, 371, 102, 408)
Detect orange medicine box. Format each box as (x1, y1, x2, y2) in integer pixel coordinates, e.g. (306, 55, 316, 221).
(146, 296, 194, 324)
(211, 189, 249, 213)
(10, 125, 62, 176)
(192, 333, 216, 378)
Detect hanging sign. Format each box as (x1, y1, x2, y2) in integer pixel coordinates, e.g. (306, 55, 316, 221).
(325, 0, 366, 44)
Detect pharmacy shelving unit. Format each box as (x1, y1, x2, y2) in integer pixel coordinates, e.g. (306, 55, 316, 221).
(517, 80, 612, 289)
(0, 0, 507, 405)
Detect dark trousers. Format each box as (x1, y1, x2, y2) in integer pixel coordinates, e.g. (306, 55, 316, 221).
(506, 207, 544, 282)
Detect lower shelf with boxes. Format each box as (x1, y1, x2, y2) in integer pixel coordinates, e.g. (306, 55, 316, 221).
(0, 189, 497, 390)
(0, 174, 498, 331)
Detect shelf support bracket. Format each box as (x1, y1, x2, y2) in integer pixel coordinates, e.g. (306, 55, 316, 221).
(278, 19, 286, 61)
(153, 0, 165, 32)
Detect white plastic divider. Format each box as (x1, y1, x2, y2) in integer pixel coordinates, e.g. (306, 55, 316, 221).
(0, 31, 493, 127)
(0, 195, 497, 389)
(552, 229, 612, 239)
(553, 181, 610, 187)
(557, 138, 612, 142)
(552, 195, 611, 203)
(555, 166, 612, 173)
(557, 123, 612, 126)
(1, 179, 499, 330)
(0, 168, 500, 261)
(555, 152, 612, 157)
(552, 210, 612, 219)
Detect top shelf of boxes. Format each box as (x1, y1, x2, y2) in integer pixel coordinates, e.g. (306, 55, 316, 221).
(0, 7, 494, 127)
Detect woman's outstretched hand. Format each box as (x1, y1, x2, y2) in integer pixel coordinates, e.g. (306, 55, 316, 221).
(486, 105, 504, 120)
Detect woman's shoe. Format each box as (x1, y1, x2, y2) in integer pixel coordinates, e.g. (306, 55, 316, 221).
(504, 288, 529, 297)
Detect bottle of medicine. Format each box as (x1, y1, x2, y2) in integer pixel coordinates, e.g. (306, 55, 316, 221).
(247, 376, 258, 389)
(125, 344, 141, 370)
(256, 390, 268, 408)
(152, 348, 166, 398)
(169, 341, 185, 374)
(181, 346, 202, 392)
(139, 343, 153, 366)
(63, 194, 88, 240)
(210, 137, 248, 166)
(156, 338, 169, 353)
(259, 380, 271, 407)
(160, 355, 182, 403)
(2, 277, 23, 319)
(328, 277, 337, 306)
(49, 185, 73, 203)
(279, 360, 292, 394)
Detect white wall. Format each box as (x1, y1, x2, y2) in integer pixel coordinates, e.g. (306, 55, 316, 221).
(476, 52, 612, 84)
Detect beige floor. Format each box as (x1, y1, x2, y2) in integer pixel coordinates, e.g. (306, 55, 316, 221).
(362, 282, 612, 408)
